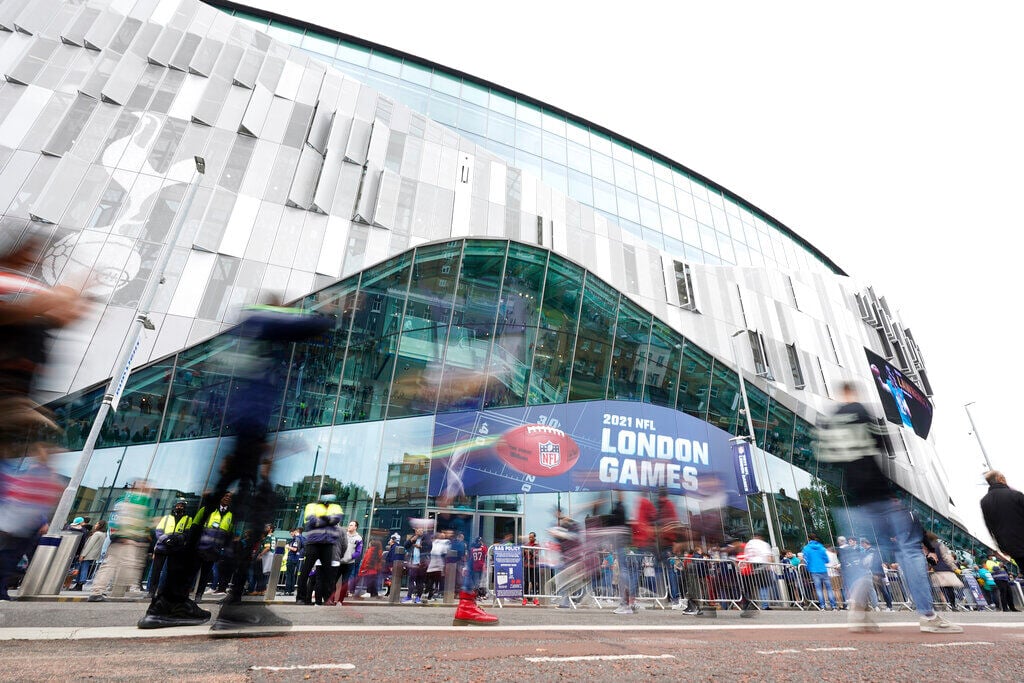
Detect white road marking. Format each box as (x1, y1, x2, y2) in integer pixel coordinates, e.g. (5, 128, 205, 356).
(250, 663, 354, 672)
(756, 649, 801, 654)
(805, 647, 858, 652)
(525, 654, 676, 663)
(920, 641, 994, 648)
(2, 622, 1023, 641)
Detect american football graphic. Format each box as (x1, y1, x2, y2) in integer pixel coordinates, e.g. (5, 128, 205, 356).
(495, 424, 580, 477)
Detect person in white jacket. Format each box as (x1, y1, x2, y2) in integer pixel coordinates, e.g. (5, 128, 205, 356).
(426, 531, 451, 601)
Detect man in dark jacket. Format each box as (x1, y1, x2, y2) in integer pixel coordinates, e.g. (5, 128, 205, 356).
(139, 300, 332, 631)
(980, 471, 1024, 571)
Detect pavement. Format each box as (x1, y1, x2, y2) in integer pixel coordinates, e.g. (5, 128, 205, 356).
(2, 594, 1023, 681)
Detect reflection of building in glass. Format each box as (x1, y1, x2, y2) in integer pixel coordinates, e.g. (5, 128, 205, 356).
(0, 0, 990, 558)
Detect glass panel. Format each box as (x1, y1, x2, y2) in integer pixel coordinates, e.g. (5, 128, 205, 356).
(97, 356, 174, 448)
(435, 241, 506, 413)
(337, 253, 412, 423)
(162, 337, 236, 441)
(608, 298, 650, 401)
(642, 321, 681, 408)
(388, 242, 462, 419)
(484, 242, 546, 409)
(706, 359, 742, 437)
(277, 279, 358, 431)
(676, 343, 712, 421)
(568, 275, 617, 402)
(528, 255, 584, 405)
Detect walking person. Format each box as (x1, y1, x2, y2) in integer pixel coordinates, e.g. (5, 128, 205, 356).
(815, 381, 962, 634)
(331, 521, 362, 605)
(194, 493, 233, 602)
(803, 533, 837, 610)
(402, 528, 429, 604)
(89, 482, 152, 602)
(73, 522, 107, 591)
(138, 298, 330, 631)
(860, 538, 893, 611)
(357, 540, 383, 598)
(980, 471, 1024, 572)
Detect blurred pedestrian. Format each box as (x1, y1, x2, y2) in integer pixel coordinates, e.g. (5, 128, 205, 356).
(194, 493, 233, 602)
(283, 528, 304, 596)
(357, 540, 383, 598)
(803, 533, 837, 610)
(139, 297, 330, 632)
(816, 382, 962, 634)
(297, 490, 342, 606)
(89, 482, 152, 602)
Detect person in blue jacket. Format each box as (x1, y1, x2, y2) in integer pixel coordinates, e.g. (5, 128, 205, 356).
(802, 533, 837, 610)
(139, 297, 332, 632)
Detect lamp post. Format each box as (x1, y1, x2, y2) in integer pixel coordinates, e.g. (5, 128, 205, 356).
(729, 330, 780, 560)
(963, 401, 993, 471)
(47, 156, 206, 532)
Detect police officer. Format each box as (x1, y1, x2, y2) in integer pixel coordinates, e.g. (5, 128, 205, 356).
(148, 499, 191, 599)
(296, 491, 342, 605)
(194, 493, 233, 602)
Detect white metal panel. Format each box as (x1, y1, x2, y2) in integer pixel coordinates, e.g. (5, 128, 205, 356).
(365, 118, 389, 169)
(167, 249, 216, 317)
(0, 84, 51, 149)
(353, 163, 381, 224)
(237, 82, 272, 137)
(218, 193, 260, 257)
(165, 71, 206, 121)
(488, 161, 506, 205)
(344, 118, 371, 164)
(450, 152, 473, 237)
(316, 214, 348, 278)
(275, 58, 304, 100)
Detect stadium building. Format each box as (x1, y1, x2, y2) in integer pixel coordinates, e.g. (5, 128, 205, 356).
(0, 0, 991, 557)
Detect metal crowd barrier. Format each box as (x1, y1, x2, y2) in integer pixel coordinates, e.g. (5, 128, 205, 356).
(881, 568, 914, 611)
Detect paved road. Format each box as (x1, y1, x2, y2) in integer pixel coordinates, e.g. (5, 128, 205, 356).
(2, 599, 1022, 681)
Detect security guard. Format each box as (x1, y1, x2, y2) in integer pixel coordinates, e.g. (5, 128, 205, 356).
(295, 490, 342, 605)
(148, 499, 192, 599)
(194, 493, 233, 602)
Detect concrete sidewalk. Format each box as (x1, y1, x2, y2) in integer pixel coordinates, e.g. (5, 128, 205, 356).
(2, 593, 1023, 640)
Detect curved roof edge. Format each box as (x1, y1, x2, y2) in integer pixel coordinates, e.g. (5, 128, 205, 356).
(202, 0, 848, 277)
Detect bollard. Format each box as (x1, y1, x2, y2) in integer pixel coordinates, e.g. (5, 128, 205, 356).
(265, 540, 286, 601)
(443, 549, 457, 604)
(388, 546, 405, 606)
(18, 533, 79, 597)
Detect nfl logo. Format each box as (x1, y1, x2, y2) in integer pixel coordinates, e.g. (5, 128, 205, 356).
(538, 441, 561, 470)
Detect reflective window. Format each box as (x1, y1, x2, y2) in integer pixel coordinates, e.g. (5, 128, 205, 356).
(387, 242, 462, 418)
(608, 299, 650, 401)
(676, 344, 713, 422)
(162, 337, 235, 441)
(484, 242, 546, 409)
(642, 321, 681, 408)
(529, 256, 583, 405)
(569, 275, 617, 401)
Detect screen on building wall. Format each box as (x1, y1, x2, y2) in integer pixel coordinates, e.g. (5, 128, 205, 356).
(864, 348, 933, 439)
(427, 399, 752, 509)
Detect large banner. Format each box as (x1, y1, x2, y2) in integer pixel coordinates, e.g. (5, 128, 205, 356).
(865, 348, 933, 439)
(429, 400, 750, 509)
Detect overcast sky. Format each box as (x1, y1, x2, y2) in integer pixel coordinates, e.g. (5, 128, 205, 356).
(249, 0, 1024, 542)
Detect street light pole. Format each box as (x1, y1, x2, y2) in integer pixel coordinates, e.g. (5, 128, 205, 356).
(47, 157, 206, 532)
(730, 330, 780, 560)
(963, 401, 993, 471)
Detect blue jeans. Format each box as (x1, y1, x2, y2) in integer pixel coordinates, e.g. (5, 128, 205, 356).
(811, 572, 836, 608)
(836, 499, 934, 617)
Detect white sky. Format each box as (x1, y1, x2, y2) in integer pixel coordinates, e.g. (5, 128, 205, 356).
(251, 0, 1024, 543)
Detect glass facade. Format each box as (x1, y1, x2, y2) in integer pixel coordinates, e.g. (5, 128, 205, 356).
(45, 238, 990, 558)
(219, 4, 844, 276)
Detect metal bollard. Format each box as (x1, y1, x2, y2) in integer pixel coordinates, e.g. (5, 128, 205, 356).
(18, 533, 79, 597)
(388, 546, 406, 606)
(265, 540, 286, 601)
(444, 549, 457, 604)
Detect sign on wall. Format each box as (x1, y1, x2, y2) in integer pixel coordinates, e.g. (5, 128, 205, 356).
(864, 348, 933, 439)
(428, 400, 750, 509)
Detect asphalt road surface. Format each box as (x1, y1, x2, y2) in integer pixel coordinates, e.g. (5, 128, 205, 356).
(2, 600, 1022, 682)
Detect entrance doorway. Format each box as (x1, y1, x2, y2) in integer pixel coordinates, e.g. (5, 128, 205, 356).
(427, 510, 522, 545)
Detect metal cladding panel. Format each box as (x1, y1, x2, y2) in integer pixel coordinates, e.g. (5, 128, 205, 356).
(238, 81, 272, 137)
(353, 163, 380, 224)
(60, 7, 100, 47)
(82, 9, 124, 51)
(147, 25, 182, 66)
(167, 31, 200, 71)
(286, 144, 323, 211)
(344, 118, 371, 165)
(232, 47, 262, 88)
(0, 0, 32, 33)
(188, 36, 222, 77)
(311, 114, 351, 214)
(13, 0, 61, 36)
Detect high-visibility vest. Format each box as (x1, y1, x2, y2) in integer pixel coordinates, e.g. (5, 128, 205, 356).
(157, 514, 191, 535)
(205, 509, 233, 533)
